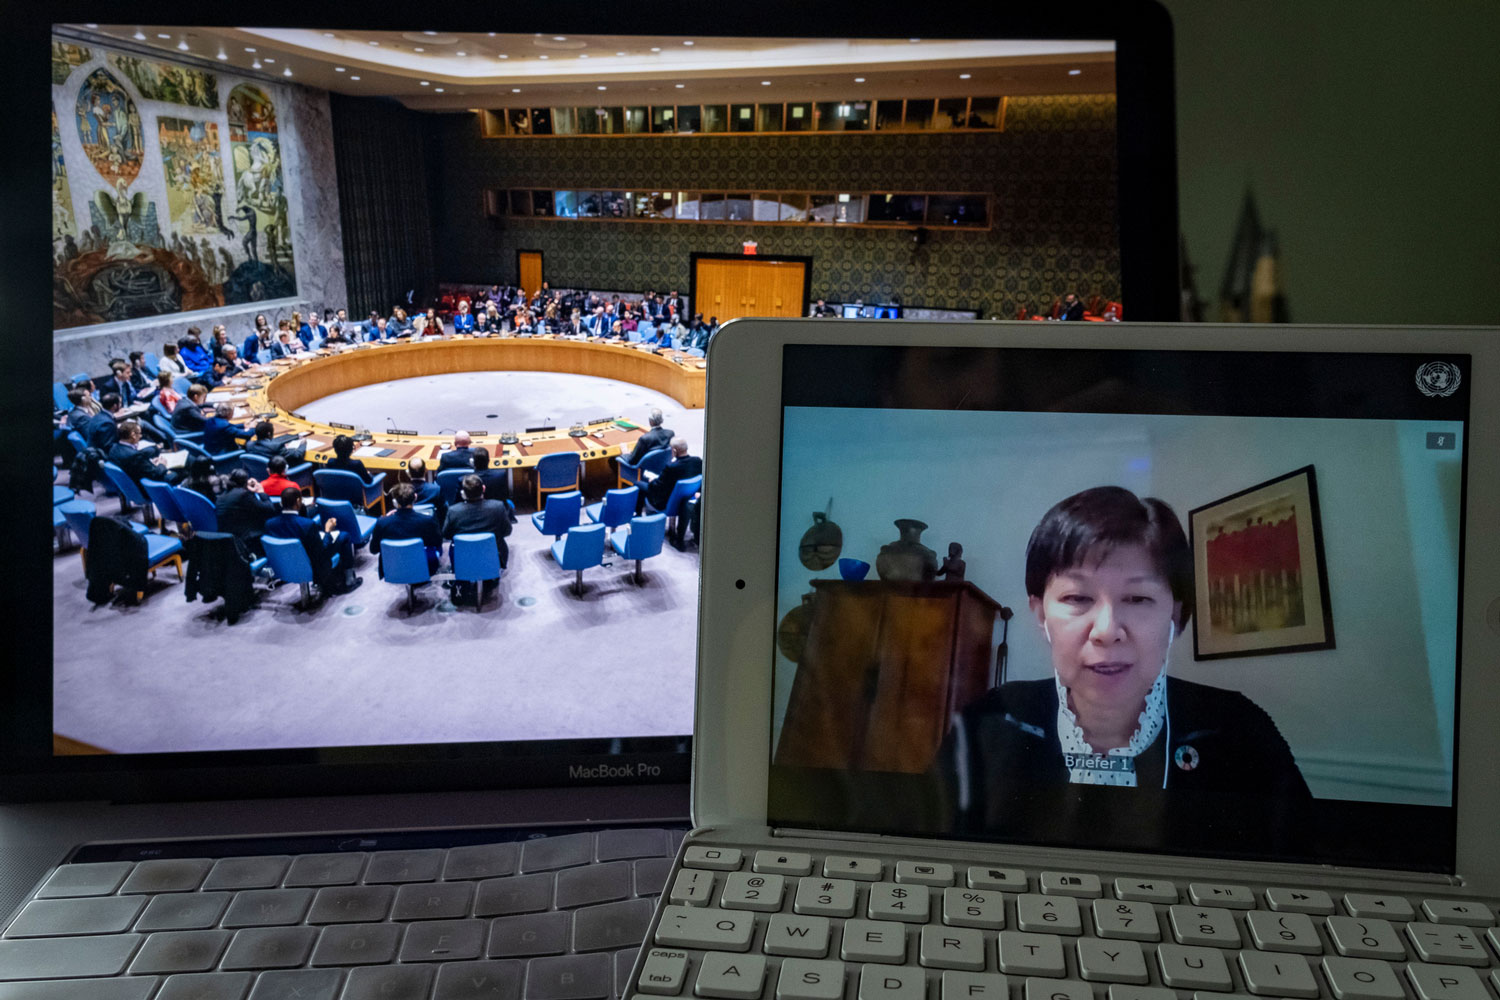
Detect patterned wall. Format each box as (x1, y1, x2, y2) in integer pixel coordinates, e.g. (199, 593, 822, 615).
(425, 95, 1120, 318)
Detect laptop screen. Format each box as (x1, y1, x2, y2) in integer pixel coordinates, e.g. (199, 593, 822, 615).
(769, 344, 1469, 873)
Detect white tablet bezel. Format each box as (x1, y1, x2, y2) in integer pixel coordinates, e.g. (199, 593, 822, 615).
(692, 319, 1500, 893)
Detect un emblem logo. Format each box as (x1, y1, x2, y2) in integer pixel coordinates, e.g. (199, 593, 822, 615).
(1415, 361, 1461, 398)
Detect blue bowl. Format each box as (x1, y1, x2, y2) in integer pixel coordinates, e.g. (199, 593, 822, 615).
(839, 558, 871, 581)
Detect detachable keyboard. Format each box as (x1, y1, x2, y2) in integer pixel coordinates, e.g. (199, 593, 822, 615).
(0, 825, 684, 1000)
(628, 841, 1500, 1000)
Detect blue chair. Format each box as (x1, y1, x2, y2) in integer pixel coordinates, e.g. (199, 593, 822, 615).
(451, 532, 503, 610)
(550, 523, 606, 596)
(585, 486, 638, 536)
(140, 479, 187, 532)
(52, 383, 71, 412)
(314, 468, 386, 515)
(435, 468, 470, 508)
(611, 513, 667, 584)
(171, 376, 193, 396)
(100, 461, 153, 521)
(261, 535, 336, 609)
(149, 409, 203, 447)
(380, 537, 431, 614)
(172, 487, 218, 533)
(59, 499, 97, 563)
(530, 490, 582, 540)
(650, 472, 703, 520)
(53, 484, 73, 506)
(534, 452, 581, 508)
(73, 513, 182, 601)
(617, 447, 669, 490)
(179, 438, 244, 475)
(53, 503, 68, 549)
(242, 452, 314, 490)
(313, 498, 376, 549)
(142, 352, 160, 376)
(70, 371, 91, 385)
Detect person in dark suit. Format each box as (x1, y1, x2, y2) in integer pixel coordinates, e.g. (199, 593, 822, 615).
(443, 474, 512, 600)
(438, 431, 476, 471)
(263, 487, 360, 595)
(215, 468, 277, 556)
(242, 330, 274, 365)
(202, 404, 250, 456)
(369, 482, 442, 577)
(170, 384, 212, 435)
(642, 437, 703, 527)
(107, 419, 185, 485)
(245, 421, 307, 462)
(324, 434, 371, 480)
(64, 387, 99, 431)
(219, 344, 250, 375)
(1059, 292, 1085, 321)
(470, 447, 512, 506)
(400, 458, 441, 506)
(624, 408, 674, 467)
(102, 360, 136, 407)
(85, 393, 124, 451)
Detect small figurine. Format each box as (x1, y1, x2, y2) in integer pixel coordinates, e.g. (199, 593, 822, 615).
(937, 542, 966, 581)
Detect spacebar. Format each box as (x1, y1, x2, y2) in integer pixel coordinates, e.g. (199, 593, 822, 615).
(0, 978, 158, 1000)
(0, 934, 142, 980)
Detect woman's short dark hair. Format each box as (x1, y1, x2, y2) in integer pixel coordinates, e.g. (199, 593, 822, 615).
(228, 468, 250, 487)
(188, 456, 214, 480)
(332, 434, 353, 458)
(1024, 486, 1193, 629)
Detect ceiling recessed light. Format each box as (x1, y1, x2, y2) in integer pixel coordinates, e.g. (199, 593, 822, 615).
(538, 55, 548, 59)
(423, 30, 437, 35)
(959, 73, 971, 79)
(244, 46, 256, 52)
(616, 51, 625, 56)
(420, 81, 430, 86)
(156, 33, 171, 39)
(578, 54, 588, 59)
(553, 36, 566, 41)
(334, 67, 346, 72)
(511, 87, 521, 93)
(283, 67, 292, 77)
(133, 30, 146, 40)
(252, 60, 262, 69)
(177, 39, 189, 51)
(217, 52, 227, 60)
(1068, 68, 1082, 75)
(908, 37, 921, 42)
(350, 75, 360, 80)
(263, 57, 275, 63)
(435, 88, 444, 92)
(761, 80, 771, 86)
(84, 23, 98, 28)
(368, 40, 379, 46)
(323, 32, 334, 37)
(650, 47, 661, 52)
(683, 40, 694, 45)
(488, 32, 496, 37)
(597, 85, 606, 90)
(457, 51, 466, 57)
(498, 54, 508, 59)
(414, 47, 424, 52)
(675, 83, 685, 88)
(854, 77, 865, 83)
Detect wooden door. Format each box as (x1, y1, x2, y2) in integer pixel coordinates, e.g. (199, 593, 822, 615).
(693, 258, 807, 321)
(517, 251, 543, 298)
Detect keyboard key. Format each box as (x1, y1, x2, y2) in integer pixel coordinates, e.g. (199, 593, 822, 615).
(528, 953, 614, 1000)
(998, 931, 1066, 977)
(654, 905, 754, 952)
(682, 846, 742, 872)
(1157, 944, 1232, 990)
(825, 856, 882, 881)
(1246, 910, 1322, 953)
(1405, 924, 1489, 966)
(1024, 978, 1091, 1000)
(310, 922, 402, 965)
(284, 853, 367, 887)
(219, 926, 317, 970)
(4, 895, 144, 936)
(896, 862, 954, 886)
(119, 858, 212, 894)
(1322, 956, 1406, 1000)
(1188, 883, 1255, 909)
(1327, 916, 1406, 960)
(638, 948, 690, 996)
(941, 971, 1008, 1000)
(1092, 900, 1159, 941)
(203, 856, 290, 891)
(722, 872, 785, 912)
(221, 887, 313, 927)
(1018, 894, 1082, 935)
(1077, 938, 1149, 983)
(858, 964, 923, 1000)
(766, 915, 831, 958)
(670, 869, 717, 906)
(756, 851, 814, 876)
(1114, 879, 1176, 904)
(841, 920, 907, 964)
(555, 862, 632, 910)
(35, 861, 133, 898)
(475, 873, 555, 916)
(129, 929, 231, 974)
(794, 877, 857, 917)
(921, 925, 985, 970)
(1266, 888, 1336, 914)
(364, 849, 445, 884)
(1107, 987, 1177, 1000)
(0, 979, 157, 1000)
(597, 829, 670, 862)
(1422, 901, 1496, 926)
(572, 898, 655, 953)
(489, 911, 570, 957)
(1238, 949, 1319, 997)
(1169, 905, 1241, 947)
(155, 972, 255, 1000)
(522, 834, 596, 873)
(434, 959, 524, 1000)
(1040, 873, 1102, 898)
(445, 843, 520, 881)
(695, 950, 766, 998)
(1346, 894, 1416, 920)
(135, 892, 231, 931)
(308, 884, 395, 924)
(943, 887, 1005, 929)
(246, 968, 342, 1000)
(869, 882, 931, 923)
(1408, 963, 1492, 1000)
(777, 958, 845, 1000)
(393, 879, 475, 920)
(635, 858, 675, 897)
(0, 933, 142, 980)
(344, 964, 436, 1000)
(968, 867, 1026, 891)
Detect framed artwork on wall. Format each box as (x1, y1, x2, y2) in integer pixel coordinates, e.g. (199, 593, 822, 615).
(1189, 465, 1335, 660)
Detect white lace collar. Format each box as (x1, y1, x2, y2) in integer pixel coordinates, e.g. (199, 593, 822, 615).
(1055, 668, 1167, 787)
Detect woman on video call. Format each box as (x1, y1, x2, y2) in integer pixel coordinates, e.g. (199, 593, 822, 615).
(937, 486, 1311, 849)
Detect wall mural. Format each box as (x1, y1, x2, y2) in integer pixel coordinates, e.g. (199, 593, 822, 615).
(75, 68, 142, 187)
(110, 53, 219, 109)
(51, 42, 92, 85)
(225, 84, 295, 301)
(51, 110, 76, 243)
(158, 117, 229, 237)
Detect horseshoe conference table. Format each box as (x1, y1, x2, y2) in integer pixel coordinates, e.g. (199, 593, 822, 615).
(205, 335, 707, 478)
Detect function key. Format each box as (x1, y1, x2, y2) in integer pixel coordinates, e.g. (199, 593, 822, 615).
(1115, 879, 1177, 904)
(753, 850, 813, 876)
(1041, 872, 1102, 898)
(1345, 894, 1415, 920)
(682, 846, 743, 871)
(968, 867, 1027, 891)
(118, 858, 212, 894)
(1187, 883, 1255, 909)
(823, 856, 882, 881)
(896, 862, 954, 886)
(1420, 900, 1495, 926)
(37, 862, 134, 898)
(1265, 888, 1336, 914)
(203, 856, 291, 891)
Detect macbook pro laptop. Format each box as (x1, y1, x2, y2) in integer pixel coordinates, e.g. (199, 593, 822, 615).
(628, 319, 1499, 1000)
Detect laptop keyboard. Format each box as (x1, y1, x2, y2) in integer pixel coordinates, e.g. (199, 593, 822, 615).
(0, 826, 684, 999)
(633, 843, 1500, 1000)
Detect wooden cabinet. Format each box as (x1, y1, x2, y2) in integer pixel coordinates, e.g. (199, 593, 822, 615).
(775, 580, 1005, 774)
